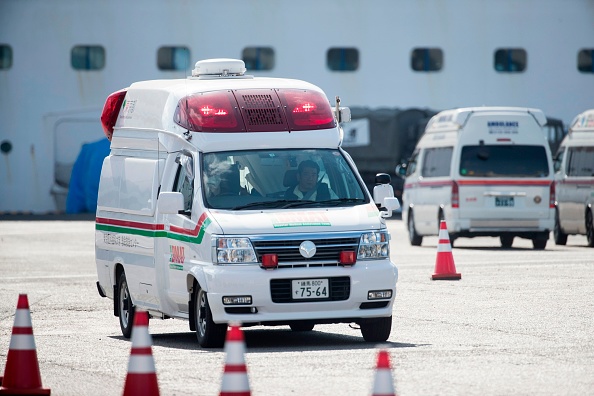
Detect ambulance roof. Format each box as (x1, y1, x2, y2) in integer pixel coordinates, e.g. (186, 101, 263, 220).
(560, 109, 594, 146)
(569, 109, 594, 132)
(102, 59, 344, 151)
(425, 106, 547, 132)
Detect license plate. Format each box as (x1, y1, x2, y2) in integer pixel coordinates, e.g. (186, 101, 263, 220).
(291, 279, 329, 300)
(495, 196, 514, 207)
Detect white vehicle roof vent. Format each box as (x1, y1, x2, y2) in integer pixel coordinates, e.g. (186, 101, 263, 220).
(191, 58, 247, 78)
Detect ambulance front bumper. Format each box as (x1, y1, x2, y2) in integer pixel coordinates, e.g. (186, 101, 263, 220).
(201, 259, 398, 325)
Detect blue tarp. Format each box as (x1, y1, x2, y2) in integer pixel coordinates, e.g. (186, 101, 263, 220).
(66, 138, 111, 214)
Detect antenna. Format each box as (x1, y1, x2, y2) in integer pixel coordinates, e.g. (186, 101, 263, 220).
(184, 67, 192, 141)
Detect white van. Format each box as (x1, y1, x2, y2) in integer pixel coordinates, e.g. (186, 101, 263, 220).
(94, 59, 401, 347)
(398, 107, 554, 249)
(553, 109, 594, 247)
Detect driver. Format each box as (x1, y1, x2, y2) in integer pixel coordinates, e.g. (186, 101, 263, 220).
(285, 160, 337, 200)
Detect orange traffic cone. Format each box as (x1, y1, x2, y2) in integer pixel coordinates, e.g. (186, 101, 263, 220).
(371, 349, 396, 396)
(220, 324, 251, 396)
(122, 310, 159, 396)
(432, 220, 461, 280)
(0, 294, 51, 395)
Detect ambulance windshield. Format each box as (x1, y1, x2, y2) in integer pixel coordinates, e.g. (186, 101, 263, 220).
(202, 149, 368, 210)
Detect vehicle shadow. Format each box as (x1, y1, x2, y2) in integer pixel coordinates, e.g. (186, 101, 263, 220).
(110, 328, 425, 352)
(452, 246, 536, 251)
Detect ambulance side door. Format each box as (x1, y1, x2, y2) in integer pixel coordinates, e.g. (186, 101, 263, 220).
(566, 146, 594, 233)
(415, 146, 453, 234)
(160, 152, 202, 315)
(554, 146, 572, 231)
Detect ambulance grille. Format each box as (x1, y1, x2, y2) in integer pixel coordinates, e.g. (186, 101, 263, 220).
(270, 276, 351, 303)
(252, 236, 360, 267)
(241, 94, 284, 126)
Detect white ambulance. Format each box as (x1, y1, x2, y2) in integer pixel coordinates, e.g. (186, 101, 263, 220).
(94, 59, 400, 347)
(398, 107, 554, 249)
(553, 109, 594, 247)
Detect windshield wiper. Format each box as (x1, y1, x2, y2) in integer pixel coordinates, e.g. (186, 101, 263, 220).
(232, 198, 366, 210)
(281, 200, 323, 209)
(316, 198, 366, 206)
(281, 198, 366, 209)
(231, 200, 300, 210)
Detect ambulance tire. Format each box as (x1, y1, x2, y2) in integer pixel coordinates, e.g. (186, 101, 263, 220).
(117, 272, 136, 339)
(586, 209, 594, 247)
(407, 211, 423, 246)
(194, 287, 227, 348)
(500, 235, 514, 248)
(290, 323, 315, 332)
(554, 209, 568, 245)
(360, 316, 392, 342)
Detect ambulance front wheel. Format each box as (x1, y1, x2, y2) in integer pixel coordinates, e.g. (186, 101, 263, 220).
(194, 287, 227, 348)
(360, 316, 392, 342)
(117, 271, 136, 338)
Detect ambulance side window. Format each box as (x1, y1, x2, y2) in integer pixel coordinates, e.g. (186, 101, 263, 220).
(567, 147, 594, 177)
(173, 154, 194, 215)
(406, 151, 419, 176)
(422, 147, 452, 177)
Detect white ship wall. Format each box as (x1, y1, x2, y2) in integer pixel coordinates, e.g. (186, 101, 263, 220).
(1, 0, 593, 212)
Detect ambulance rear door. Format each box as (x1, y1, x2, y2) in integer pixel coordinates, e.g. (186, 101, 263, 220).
(455, 114, 553, 226)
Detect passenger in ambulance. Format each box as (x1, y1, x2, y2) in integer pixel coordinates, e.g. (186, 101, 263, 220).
(204, 175, 221, 198)
(284, 160, 338, 201)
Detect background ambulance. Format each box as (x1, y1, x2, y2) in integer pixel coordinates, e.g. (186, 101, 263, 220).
(553, 109, 594, 247)
(94, 59, 400, 347)
(398, 107, 554, 249)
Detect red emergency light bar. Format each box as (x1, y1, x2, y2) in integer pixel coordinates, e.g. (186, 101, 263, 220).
(174, 89, 335, 133)
(175, 90, 244, 132)
(100, 88, 127, 141)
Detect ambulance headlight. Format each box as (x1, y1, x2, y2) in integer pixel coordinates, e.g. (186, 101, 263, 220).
(357, 231, 390, 259)
(215, 237, 258, 264)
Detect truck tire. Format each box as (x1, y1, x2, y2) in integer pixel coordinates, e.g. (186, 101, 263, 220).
(408, 211, 423, 246)
(532, 237, 548, 250)
(360, 316, 392, 342)
(586, 209, 594, 247)
(194, 287, 227, 348)
(118, 272, 136, 339)
(554, 209, 568, 245)
(500, 235, 514, 248)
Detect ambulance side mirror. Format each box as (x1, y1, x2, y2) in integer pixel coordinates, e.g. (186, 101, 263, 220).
(157, 192, 184, 214)
(395, 163, 407, 178)
(337, 107, 351, 123)
(373, 173, 401, 218)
